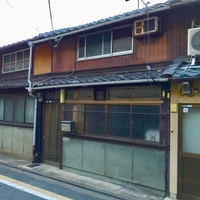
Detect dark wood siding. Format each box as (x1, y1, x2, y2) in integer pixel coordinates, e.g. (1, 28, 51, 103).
(33, 4, 200, 74)
(52, 36, 76, 73)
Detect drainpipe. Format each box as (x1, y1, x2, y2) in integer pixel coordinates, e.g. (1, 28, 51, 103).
(27, 41, 38, 163)
(28, 41, 34, 95)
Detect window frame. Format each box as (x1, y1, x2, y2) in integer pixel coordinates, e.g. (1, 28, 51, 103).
(63, 86, 167, 146)
(77, 25, 133, 60)
(2, 48, 30, 73)
(0, 95, 34, 126)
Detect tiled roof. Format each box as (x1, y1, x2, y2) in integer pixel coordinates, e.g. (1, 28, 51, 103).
(0, 0, 172, 49)
(35, 1, 172, 41)
(0, 80, 28, 89)
(0, 69, 166, 90)
(1, 59, 200, 90)
(161, 58, 200, 79)
(32, 70, 165, 89)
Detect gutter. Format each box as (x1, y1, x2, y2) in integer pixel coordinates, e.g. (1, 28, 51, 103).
(28, 77, 169, 91)
(30, 5, 171, 45)
(171, 0, 200, 7)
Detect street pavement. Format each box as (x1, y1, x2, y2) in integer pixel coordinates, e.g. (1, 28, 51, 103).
(0, 154, 165, 200)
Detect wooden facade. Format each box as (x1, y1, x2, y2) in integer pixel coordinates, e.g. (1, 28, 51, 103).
(33, 5, 199, 76)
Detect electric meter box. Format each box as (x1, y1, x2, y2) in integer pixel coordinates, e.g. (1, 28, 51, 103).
(61, 121, 75, 133)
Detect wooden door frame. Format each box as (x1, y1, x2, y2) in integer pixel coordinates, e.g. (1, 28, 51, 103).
(178, 104, 200, 199)
(42, 101, 61, 167)
(178, 104, 184, 199)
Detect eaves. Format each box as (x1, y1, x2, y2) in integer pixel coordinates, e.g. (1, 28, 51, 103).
(27, 1, 173, 45)
(29, 69, 168, 91)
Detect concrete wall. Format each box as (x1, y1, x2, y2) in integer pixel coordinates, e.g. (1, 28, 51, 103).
(0, 125, 33, 161)
(62, 137, 166, 194)
(169, 80, 200, 199)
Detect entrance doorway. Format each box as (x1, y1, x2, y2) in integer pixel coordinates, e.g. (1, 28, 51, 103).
(42, 101, 61, 167)
(179, 105, 200, 199)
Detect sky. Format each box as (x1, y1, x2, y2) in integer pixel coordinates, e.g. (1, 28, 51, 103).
(0, 0, 167, 47)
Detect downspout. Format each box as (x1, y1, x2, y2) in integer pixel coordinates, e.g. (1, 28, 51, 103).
(27, 41, 38, 162)
(28, 41, 34, 95)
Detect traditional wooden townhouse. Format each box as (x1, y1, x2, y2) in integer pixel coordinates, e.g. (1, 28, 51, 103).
(0, 0, 200, 199)
(0, 40, 35, 161)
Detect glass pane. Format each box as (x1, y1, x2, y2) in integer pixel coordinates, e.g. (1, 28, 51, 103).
(79, 37, 85, 58)
(17, 51, 23, 60)
(24, 50, 29, 58)
(132, 106, 160, 142)
(85, 105, 104, 135)
(103, 31, 111, 54)
(86, 33, 102, 57)
(113, 26, 132, 53)
(16, 61, 23, 70)
(3, 63, 10, 72)
(4, 55, 10, 63)
(5, 98, 13, 121)
(182, 107, 200, 154)
(14, 98, 24, 122)
(10, 53, 15, 62)
(24, 59, 29, 69)
(66, 90, 75, 99)
(25, 97, 35, 123)
(77, 89, 92, 99)
(64, 104, 84, 133)
(134, 87, 160, 98)
(10, 62, 15, 71)
(0, 98, 4, 120)
(107, 105, 130, 138)
(109, 88, 132, 99)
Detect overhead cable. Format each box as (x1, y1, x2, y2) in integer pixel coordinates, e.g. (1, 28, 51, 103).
(4, 0, 40, 33)
(48, 0, 55, 37)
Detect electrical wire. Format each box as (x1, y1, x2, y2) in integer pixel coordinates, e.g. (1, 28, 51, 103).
(4, 0, 40, 33)
(48, 0, 55, 38)
(47, 0, 63, 47)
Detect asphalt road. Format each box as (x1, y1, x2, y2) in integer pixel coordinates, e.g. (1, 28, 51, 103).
(0, 164, 121, 200)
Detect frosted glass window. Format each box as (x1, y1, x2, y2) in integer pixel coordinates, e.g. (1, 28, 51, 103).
(0, 98, 4, 120)
(5, 98, 13, 121)
(25, 97, 34, 123)
(85, 105, 104, 135)
(107, 105, 130, 137)
(86, 33, 102, 57)
(14, 98, 24, 122)
(182, 107, 200, 154)
(132, 106, 160, 142)
(113, 26, 132, 53)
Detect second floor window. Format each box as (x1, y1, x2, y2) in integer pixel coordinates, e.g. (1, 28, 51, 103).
(78, 25, 133, 59)
(2, 49, 29, 73)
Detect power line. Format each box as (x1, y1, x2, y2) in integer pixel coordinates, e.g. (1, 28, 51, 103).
(4, 0, 40, 33)
(48, 0, 55, 37)
(47, 0, 63, 48)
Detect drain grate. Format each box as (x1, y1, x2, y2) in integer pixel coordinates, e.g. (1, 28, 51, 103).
(26, 163, 41, 168)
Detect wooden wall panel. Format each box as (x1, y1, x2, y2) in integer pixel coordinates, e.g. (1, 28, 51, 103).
(33, 4, 199, 75)
(52, 36, 76, 73)
(34, 43, 52, 75)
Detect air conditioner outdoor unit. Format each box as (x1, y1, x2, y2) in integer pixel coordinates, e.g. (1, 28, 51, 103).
(188, 27, 200, 56)
(134, 16, 161, 37)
